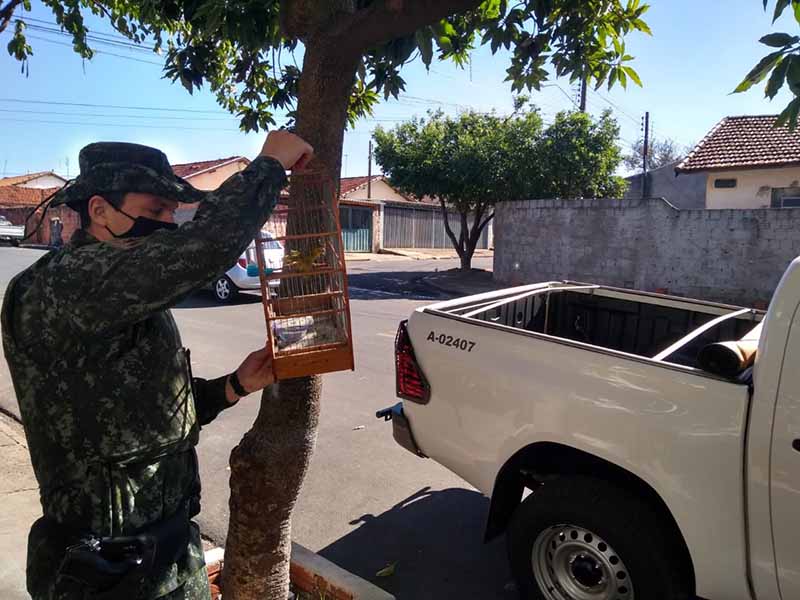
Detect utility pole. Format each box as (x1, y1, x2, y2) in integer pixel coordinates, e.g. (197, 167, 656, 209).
(367, 140, 373, 199)
(579, 75, 588, 112)
(642, 111, 650, 198)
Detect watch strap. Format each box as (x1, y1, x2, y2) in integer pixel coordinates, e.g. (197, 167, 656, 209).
(228, 371, 249, 397)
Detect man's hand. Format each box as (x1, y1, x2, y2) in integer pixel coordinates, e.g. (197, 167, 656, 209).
(225, 346, 275, 404)
(260, 130, 314, 171)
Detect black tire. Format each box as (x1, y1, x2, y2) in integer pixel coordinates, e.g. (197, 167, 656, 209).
(212, 275, 239, 304)
(507, 476, 692, 600)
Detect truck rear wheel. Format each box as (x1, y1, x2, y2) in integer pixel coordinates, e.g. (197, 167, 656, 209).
(507, 476, 691, 600)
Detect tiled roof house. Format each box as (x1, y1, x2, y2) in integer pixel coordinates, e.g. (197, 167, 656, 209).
(676, 115, 800, 209)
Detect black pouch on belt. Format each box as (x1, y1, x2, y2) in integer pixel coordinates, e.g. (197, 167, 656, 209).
(55, 503, 191, 599)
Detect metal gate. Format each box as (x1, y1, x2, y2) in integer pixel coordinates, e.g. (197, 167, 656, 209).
(339, 205, 373, 252)
(383, 204, 490, 249)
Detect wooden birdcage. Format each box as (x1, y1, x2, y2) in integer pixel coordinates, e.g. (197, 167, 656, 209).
(253, 170, 354, 380)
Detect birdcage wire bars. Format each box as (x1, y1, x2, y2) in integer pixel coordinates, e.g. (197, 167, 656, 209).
(254, 170, 354, 380)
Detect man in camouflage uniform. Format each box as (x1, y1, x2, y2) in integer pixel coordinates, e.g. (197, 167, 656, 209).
(1, 131, 312, 599)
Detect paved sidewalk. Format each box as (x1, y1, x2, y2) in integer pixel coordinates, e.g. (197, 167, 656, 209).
(344, 253, 406, 263)
(0, 412, 39, 600)
(380, 248, 494, 261)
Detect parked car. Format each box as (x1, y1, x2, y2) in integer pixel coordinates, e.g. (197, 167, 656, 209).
(378, 259, 800, 600)
(0, 216, 24, 245)
(210, 234, 284, 303)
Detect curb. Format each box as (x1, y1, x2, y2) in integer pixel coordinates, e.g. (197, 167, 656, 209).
(377, 249, 426, 260)
(204, 543, 395, 600)
(418, 274, 501, 298)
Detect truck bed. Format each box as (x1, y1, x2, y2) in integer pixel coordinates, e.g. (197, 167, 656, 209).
(426, 282, 762, 374)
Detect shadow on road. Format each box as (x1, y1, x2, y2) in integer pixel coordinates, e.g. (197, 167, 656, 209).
(319, 487, 517, 600)
(346, 272, 446, 302)
(173, 291, 263, 309)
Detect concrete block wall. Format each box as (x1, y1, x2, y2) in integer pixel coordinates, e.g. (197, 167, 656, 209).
(494, 197, 800, 306)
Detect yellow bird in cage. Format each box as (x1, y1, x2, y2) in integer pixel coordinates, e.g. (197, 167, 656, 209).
(284, 245, 325, 273)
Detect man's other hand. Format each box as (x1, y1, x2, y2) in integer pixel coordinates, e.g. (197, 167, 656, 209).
(260, 131, 314, 171)
(226, 347, 275, 404)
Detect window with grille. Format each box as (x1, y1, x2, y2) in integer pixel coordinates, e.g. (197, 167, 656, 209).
(771, 187, 800, 208)
(714, 178, 737, 189)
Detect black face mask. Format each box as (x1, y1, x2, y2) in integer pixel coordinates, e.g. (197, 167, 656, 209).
(106, 203, 178, 239)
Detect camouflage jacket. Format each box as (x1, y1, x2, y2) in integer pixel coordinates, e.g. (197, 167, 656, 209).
(1, 156, 286, 599)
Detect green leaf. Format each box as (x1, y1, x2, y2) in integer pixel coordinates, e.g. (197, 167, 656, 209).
(795, 0, 800, 23)
(376, 562, 397, 578)
(608, 67, 618, 90)
(774, 0, 791, 22)
(767, 56, 791, 98)
(787, 54, 800, 94)
(623, 66, 642, 87)
(776, 97, 800, 129)
(416, 30, 433, 66)
(617, 66, 628, 89)
(734, 50, 785, 93)
(633, 18, 652, 35)
(760, 32, 799, 47)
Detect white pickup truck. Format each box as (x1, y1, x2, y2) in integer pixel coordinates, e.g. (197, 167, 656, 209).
(0, 216, 24, 245)
(377, 258, 800, 600)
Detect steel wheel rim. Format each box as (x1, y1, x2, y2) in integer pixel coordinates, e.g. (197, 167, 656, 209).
(215, 278, 231, 299)
(531, 524, 634, 600)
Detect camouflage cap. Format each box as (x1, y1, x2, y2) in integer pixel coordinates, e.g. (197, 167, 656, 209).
(50, 142, 207, 208)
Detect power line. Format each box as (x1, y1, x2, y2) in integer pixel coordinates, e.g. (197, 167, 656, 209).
(0, 108, 236, 121)
(23, 22, 156, 53)
(0, 98, 228, 114)
(21, 16, 143, 43)
(25, 35, 163, 65)
(588, 88, 640, 125)
(0, 117, 242, 132)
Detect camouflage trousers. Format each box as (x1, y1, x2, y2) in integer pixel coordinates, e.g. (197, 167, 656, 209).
(156, 567, 211, 600)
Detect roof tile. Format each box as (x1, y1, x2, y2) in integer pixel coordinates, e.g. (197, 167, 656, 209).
(172, 156, 248, 179)
(0, 186, 61, 208)
(677, 115, 800, 173)
(0, 171, 66, 186)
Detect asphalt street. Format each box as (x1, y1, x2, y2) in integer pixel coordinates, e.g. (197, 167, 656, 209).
(0, 247, 510, 600)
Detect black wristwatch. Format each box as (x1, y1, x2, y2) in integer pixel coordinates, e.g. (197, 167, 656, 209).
(228, 371, 250, 397)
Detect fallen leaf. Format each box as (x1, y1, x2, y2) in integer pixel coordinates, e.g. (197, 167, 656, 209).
(375, 562, 397, 578)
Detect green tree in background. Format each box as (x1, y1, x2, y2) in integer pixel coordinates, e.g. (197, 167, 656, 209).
(737, 0, 800, 128)
(623, 136, 687, 172)
(2, 1, 650, 598)
(374, 106, 543, 271)
(536, 109, 627, 198)
(374, 107, 626, 271)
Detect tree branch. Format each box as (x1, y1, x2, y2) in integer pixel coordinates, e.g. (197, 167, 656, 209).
(477, 211, 495, 233)
(0, 0, 24, 34)
(440, 199, 463, 257)
(326, 0, 483, 57)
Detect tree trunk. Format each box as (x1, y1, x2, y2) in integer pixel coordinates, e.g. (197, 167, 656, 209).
(222, 378, 321, 600)
(222, 36, 358, 600)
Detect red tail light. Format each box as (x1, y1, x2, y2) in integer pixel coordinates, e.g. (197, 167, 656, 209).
(238, 257, 247, 268)
(395, 320, 430, 404)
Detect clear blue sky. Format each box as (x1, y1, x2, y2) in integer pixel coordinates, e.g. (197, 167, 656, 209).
(0, 0, 797, 179)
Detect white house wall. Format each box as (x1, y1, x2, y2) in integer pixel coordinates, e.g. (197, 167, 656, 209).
(706, 166, 800, 209)
(185, 160, 249, 190)
(346, 179, 409, 203)
(17, 174, 66, 189)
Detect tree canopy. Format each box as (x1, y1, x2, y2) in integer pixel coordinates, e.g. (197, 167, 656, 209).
(737, 0, 800, 128)
(373, 106, 626, 269)
(3, 0, 652, 133)
(622, 136, 686, 172)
